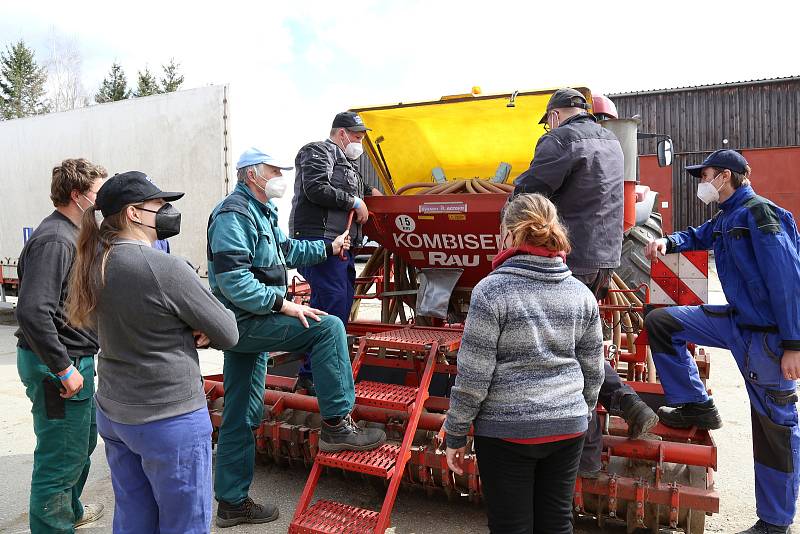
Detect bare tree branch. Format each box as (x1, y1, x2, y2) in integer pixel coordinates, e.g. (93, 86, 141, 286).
(44, 28, 87, 112)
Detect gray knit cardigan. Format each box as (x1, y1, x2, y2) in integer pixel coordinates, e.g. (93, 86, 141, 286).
(444, 254, 604, 449)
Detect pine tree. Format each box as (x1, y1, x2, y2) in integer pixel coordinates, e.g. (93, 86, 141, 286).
(159, 58, 184, 93)
(95, 62, 130, 103)
(134, 67, 160, 97)
(0, 40, 49, 120)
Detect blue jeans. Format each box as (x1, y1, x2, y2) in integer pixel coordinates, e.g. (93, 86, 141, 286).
(646, 304, 800, 526)
(297, 238, 356, 378)
(96, 406, 213, 534)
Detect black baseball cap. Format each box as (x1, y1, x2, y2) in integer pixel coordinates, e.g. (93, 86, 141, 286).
(96, 171, 184, 217)
(685, 149, 749, 178)
(539, 88, 590, 124)
(332, 111, 371, 132)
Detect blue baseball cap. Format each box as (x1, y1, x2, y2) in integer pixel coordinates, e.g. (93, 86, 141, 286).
(685, 149, 748, 178)
(236, 147, 293, 171)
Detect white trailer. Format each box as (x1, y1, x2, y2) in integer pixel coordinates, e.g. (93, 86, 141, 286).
(0, 85, 231, 274)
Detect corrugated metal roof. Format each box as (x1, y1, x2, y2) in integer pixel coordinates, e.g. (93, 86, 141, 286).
(609, 75, 800, 97)
(611, 76, 800, 230)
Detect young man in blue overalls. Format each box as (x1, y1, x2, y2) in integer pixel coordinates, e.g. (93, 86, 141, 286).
(645, 150, 800, 534)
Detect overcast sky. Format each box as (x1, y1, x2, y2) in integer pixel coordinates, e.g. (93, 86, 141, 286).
(2, 0, 798, 205)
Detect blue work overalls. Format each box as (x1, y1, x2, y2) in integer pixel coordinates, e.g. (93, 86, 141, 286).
(645, 185, 800, 527)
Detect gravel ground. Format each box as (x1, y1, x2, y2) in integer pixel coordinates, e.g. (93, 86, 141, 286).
(0, 262, 796, 533)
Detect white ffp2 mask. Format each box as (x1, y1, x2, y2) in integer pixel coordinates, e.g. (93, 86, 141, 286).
(342, 131, 364, 160)
(264, 176, 288, 199)
(252, 174, 288, 200)
(696, 173, 723, 205)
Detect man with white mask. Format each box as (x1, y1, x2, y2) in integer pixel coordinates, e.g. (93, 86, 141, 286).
(645, 149, 800, 534)
(289, 112, 382, 393)
(15, 158, 107, 533)
(207, 148, 385, 527)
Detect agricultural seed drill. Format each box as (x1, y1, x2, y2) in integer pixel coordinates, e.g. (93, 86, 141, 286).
(204, 87, 717, 533)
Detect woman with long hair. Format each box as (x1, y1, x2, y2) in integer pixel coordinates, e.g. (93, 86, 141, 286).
(67, 171, 239, 534)
(444, 193, 604, 534)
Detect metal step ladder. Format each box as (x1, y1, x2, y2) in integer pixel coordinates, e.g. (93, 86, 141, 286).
(289, 327, 462, 534)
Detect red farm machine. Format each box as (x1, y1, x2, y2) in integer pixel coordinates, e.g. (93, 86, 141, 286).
(203, 87, 717, 533)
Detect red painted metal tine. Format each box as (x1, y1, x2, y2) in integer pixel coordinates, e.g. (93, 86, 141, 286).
(340, 210, 355, 261)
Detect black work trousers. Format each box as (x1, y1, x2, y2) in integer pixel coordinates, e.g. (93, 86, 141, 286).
(580, 361, 635, 472)
(474, 435, 584, 534)
(573, 269, 635, 473)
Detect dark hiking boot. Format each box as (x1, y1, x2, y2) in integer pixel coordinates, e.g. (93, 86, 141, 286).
(319, 414, 386, 452)
(295, 375, 316, 396)
(216, 497, 279, 527)
(621, 394, 660, 439)
(657, 398, 723, 430)
(737, 519, 792, 533)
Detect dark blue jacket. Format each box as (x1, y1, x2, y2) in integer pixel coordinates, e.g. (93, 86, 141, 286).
(666, 185, 800, 350)
(289, 139, 370, 243)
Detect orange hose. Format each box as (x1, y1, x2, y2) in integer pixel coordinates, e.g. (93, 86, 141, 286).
(494, 182, 515, 192)
(396, 182, 435, 195)
(482, 180, 507, 194)
(435, 180, 466, 194)
(470, 179, 492, 193)
(425, 182, 452, 194)
(395, 178, 514, 195)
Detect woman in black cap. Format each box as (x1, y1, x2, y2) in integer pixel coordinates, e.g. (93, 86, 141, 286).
(66, 171, 239, 534)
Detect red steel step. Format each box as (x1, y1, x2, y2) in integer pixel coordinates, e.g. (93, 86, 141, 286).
(355, 381, 418, 411)
(364, 326, 463, 352)
(289, 499, 379, 534)
(317, 443, 400, 479)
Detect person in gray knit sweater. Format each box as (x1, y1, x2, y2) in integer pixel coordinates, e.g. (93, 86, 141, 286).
(66, 172, 239, 534)
(444, 193, 604, 534)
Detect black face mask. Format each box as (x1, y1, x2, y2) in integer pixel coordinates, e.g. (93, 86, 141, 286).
(135, 203, 181, 240)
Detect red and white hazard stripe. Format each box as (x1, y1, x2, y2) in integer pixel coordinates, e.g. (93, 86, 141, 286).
(649, 251, 709, 305)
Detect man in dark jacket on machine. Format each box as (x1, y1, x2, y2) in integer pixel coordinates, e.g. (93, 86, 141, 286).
(289, 111, 382, 392)
(513, 88, 659, 477)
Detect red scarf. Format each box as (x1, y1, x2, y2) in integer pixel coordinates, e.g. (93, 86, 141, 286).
(491, 244, 567, 270)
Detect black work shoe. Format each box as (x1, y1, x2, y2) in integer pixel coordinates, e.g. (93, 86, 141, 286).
(621, 395, 660, 439)
(736, 519, 792, 533)
(319, 415, 386, 452)
(658, 398, 723, 430)
(216, 497, 279, 528)
(295, 375, 316, 396)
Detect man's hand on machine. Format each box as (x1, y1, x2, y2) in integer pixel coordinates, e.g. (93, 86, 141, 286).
(331, 230, 351, 256)
(645, 238, 669, 260)
(353, 197, 369, 224)
(782, 350, 800, 381)
(280, 299, 328, 328)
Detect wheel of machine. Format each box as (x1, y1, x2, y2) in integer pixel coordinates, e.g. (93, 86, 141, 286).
(615, 212, 664, 301)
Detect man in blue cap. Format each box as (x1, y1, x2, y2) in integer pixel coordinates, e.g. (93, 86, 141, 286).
(207, 148, 386, 527)
(289, 112, 382, 393)
(645, 149, 800, 534)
